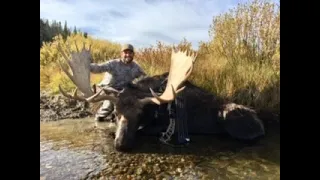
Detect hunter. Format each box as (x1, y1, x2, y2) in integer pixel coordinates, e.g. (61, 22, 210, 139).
(90, 43, 146, 122)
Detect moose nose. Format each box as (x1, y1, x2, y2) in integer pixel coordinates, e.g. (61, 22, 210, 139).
(114, 138, 132, 152)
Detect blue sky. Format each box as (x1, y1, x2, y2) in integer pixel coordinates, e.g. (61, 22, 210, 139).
(40, 0, 279, 49)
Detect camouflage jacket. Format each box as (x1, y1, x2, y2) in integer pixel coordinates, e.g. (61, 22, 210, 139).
(90, 59, 146, 89)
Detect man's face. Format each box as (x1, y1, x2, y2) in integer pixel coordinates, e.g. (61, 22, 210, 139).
(121, 50, 134, 64)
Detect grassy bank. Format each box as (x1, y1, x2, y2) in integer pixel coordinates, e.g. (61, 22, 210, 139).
(40, 0, 280, 114)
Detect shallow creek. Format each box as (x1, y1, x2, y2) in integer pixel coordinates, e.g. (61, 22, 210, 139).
(40, 118, 280, 180)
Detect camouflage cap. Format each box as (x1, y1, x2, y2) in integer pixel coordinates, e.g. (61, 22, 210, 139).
(121, 43, 134, 52)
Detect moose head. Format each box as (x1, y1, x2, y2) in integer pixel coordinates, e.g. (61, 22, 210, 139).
(57, 43, 197, 151)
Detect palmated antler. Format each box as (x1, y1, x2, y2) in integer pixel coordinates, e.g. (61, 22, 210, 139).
(58, 44, 197, 106)
(139, 48, 197, 105)
(57, 42, 118, 104)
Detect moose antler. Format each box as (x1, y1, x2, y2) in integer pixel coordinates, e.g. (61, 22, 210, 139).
(139, 48, 197, 105)
(58, 43, 197, 106)
(57, 42, 118, 103)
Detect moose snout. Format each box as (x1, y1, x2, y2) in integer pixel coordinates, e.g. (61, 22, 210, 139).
(114, 137, 134, 151)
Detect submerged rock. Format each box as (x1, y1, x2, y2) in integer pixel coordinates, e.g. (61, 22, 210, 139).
(40, 141, 106, 180)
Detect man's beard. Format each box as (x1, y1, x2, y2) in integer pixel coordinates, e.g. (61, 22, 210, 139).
(123, 57, 132, 64)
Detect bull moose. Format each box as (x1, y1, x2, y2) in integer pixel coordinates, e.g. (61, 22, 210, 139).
(57, 43, 265, 151)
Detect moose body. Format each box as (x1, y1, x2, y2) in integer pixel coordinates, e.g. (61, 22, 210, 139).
(115, 72, 265, 148)
(57, 44, 265, 151)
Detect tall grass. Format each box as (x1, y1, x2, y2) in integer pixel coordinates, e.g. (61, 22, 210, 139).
(40, 0, 279, 113)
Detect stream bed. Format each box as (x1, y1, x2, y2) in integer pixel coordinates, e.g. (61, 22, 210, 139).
(40, 118, 280, 180)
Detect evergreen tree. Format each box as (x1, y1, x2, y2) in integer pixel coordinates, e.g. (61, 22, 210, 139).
(40, 18, 83, 48)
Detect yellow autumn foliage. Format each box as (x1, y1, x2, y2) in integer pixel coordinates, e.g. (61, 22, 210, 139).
(40, 0, 280, 113)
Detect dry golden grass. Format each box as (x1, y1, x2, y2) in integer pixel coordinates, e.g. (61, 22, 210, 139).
(40, 0, 279, 113)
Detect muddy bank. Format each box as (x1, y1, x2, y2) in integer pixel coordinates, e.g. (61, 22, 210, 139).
(40, 91, 93, 122)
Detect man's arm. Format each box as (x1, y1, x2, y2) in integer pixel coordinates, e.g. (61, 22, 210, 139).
(89, 60, 114, 74)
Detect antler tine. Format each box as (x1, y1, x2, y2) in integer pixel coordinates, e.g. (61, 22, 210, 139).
(58, 84, 119, 104)
(57, 43, 74, 82)
(57, 43, 69, 64)
(57, 42, 78, 97)
(86, 91, 118, 103)
(57, 41, 121, 104)
(85, 88, 104, 102)
(57, 43, 75, 68)
(57, 41, 97, 101)
(102, 86, 121, 95)
(139, 48, 197, 105)
(183, 51, 197, 79)
(58, 85, 87, 101)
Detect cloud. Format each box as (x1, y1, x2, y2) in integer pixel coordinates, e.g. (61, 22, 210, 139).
(40, 0, 277, 49)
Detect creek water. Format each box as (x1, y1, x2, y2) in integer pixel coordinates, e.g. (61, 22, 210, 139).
(40, 118, 280, 180)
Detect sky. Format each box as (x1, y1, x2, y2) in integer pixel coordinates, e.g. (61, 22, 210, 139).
(40, 0, 279, 49)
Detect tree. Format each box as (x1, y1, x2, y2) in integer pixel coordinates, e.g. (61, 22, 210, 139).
(208, 0, 280, 64)
(40, 18, 82, 48)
